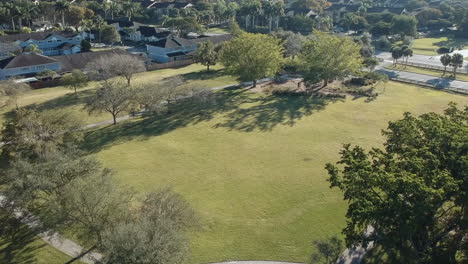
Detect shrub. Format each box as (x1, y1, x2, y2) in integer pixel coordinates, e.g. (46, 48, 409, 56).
(437, 46, 452, 54)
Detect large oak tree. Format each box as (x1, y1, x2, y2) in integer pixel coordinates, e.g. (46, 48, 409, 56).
(326, 104, 468, 263)
(220, 32, 284, 86)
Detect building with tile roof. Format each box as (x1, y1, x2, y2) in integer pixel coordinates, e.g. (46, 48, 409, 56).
(0, 53, 60, 80)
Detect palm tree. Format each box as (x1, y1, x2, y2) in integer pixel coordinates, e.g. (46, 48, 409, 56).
(450, 53, 464, 78)
(239, 0, 262, 30)
(391, 46, 403, 65)
(122, 1, 141, 21)
(440, 54, 451, 76)
(93, 15, 106, 43)
(54, 0, 70, 27)
(263, 0, 275, 32)
(401, 46, 413, 66)
(19, 1, 39, 28)
(4, 2, 17, 30)
(109, 1, 121, 20)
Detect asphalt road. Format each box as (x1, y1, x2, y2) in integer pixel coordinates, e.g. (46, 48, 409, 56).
(376, 52, 468, 71)
(375, 53, 468, 92)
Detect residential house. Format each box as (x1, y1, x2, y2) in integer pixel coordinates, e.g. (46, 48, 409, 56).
(0, 49, 145, 80)
(0, 31, 85, 56)
(54, 49, 147, 73)
(106, 19, 142, 31)
(146, 34, 232, 63)
(0, 53, 60, 80)
(125, 26, 171, 42)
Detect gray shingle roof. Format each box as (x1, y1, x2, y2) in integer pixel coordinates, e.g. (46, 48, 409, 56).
(148, 34, 232, 49)
(0, 53, 58, 69)
(54, 49, 144, 72)
(0, 31, 79, 43)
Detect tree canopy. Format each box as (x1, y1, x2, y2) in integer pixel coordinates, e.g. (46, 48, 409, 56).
(220, 32, 284, 86)
(299, 31, 362, 86)
(326, 104, 468, 263)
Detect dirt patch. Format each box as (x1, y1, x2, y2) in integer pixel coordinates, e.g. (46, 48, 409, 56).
(248, 78, 347, 98)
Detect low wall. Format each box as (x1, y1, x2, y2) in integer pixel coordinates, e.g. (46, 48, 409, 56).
(147, 59, 194, 71)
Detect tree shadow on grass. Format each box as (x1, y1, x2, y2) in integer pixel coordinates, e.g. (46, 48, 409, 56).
(0, 210, 45, 264)
(2, 88, 95, 122)
(214, 94, 340, 132)
(82, 88, 342, 153)
(180, 68, 228, 81)
(433, 37, 468, 49)
(29, 89, 96, 112)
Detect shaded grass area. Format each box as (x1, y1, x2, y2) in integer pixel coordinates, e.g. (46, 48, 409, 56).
(82, 82, 467, 263)
(0, 210, 79, 264)
(412, 37, 468, 56)
(0, 64, 237, 132)
(386, 64, 468, 82)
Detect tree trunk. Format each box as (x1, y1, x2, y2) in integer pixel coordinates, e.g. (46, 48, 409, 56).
(453, 67, 457, 78)
(323, 79, 329, 87)
(245, 16, 249, 29)
(127, 77, 131, 86)
(74, 87, 77, 95)
(112, 114, 117, 125)
(62, 13, 65, 27)
(11, 17, 15, 31)
(253, 79, 257, 87)
(443, 66, 446, 76)
(207, 64, 210, 71)
(268, 16, 272, 32)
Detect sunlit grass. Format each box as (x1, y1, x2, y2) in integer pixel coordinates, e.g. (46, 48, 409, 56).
(84, 81, 467, 263)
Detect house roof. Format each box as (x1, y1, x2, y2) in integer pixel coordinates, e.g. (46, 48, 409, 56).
(147, 34, 232, 49)
(106, 19, 140, 28)
(138, 26, 171, 38)
(0, 53, 58, 69)
(57, 43, 78, 50)
(54, 49, 144, 72)
(0, 31, 79, 43)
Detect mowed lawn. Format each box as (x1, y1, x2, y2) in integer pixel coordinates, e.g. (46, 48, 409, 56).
(412, 37, 468, 56)
(0, 64, 237, 132)
(0, 236, 79, 264)
(386, 64, 468, 81)
(0, 209, 80, 264)
(83, 81, 468, 263)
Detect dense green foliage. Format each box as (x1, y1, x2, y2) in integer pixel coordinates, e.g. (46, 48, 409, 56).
(299, 31, 362, 86)
(220, 32, 284, 85)
(326, 104, 468, 263)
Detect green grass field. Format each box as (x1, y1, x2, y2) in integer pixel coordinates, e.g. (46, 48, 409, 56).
(0, 236, 78, 264)
(412, 37, 468, 55)
(386, 64, 468, 82)
(0, 64, 237, 132)
(81, 81, 467, 263)
(0, 210, 80, 264)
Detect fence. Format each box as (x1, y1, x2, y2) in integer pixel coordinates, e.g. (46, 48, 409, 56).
(147, 59, 194, 71)
(390, 76, 468, 95)
(397, 61, 468, 74)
